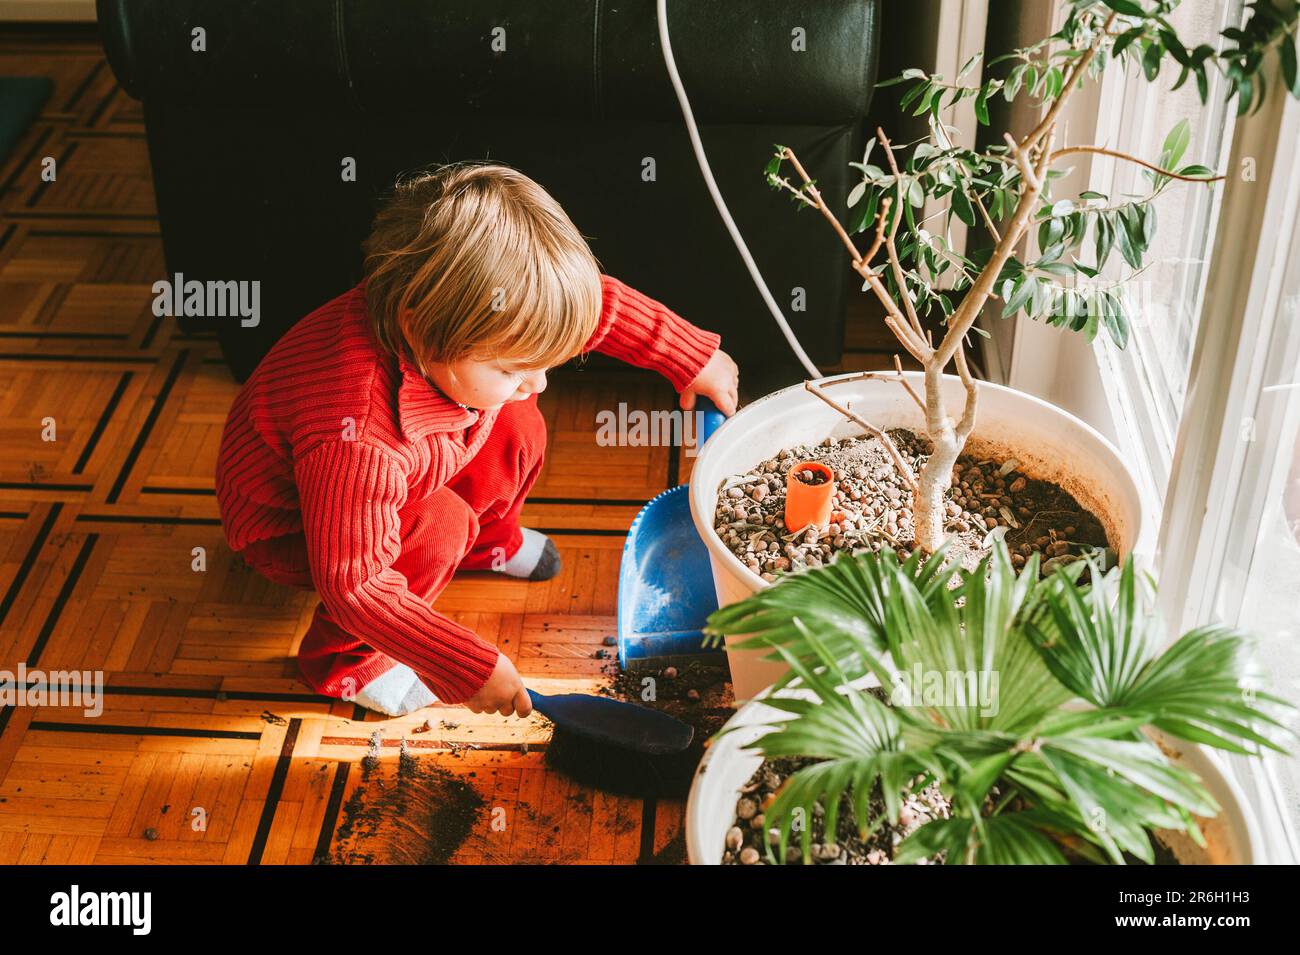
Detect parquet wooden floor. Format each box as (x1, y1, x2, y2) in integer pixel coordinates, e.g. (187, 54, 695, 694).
(0, 24, 900, 865)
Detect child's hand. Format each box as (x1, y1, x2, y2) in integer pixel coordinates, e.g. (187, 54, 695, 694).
(679, 349, 739, 416)
(463, 653, 533, 718)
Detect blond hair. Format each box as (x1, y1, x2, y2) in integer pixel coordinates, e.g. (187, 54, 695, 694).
(362, 161, 603, 373)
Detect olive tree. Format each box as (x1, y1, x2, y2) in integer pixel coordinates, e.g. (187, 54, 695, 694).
(766, 0, 1300, 553)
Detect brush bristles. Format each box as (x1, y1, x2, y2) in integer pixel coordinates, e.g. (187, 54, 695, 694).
(544, 727, 701, 798)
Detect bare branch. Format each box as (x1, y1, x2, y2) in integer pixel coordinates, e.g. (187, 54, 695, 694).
(953, 344, 978, 442)
(876, 129, 927, 341)
(781, 148, 861, 259)
(768, 175, 818, 207)
(1019, 12, 1116, 153)
(972, 189, 1002, 244)
(853, 253, 932, 363)
(855, 198, 931, 362)
(895, 353, 927, 412)
(780, 147, 933, 362)
(858, 355, 926, 414)
(932, 126, 1052, 370)
(1004, 132, 1042, 193)
(803, 380, 918, 493)
(1050, 145, 1226, 182)
(861, 196, 892, 266)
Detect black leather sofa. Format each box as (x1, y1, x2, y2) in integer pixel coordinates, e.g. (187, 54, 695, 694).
(97, 0, 882, 393)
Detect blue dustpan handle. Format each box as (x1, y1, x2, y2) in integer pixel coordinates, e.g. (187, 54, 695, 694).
(694, 396, 726, 449)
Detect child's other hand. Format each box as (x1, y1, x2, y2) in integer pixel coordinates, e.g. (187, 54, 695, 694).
(463, 653, 532, 718)
(680, 349, 739, 417)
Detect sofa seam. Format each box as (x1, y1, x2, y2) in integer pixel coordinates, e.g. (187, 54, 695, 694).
(334, 0, 362, 112)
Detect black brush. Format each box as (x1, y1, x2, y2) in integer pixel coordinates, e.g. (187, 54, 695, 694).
(528, 689, 698, 798)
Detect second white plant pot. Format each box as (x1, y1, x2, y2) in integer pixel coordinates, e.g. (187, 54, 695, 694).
(685, 689, 1264, 865)
(688, 371, 1150, 701)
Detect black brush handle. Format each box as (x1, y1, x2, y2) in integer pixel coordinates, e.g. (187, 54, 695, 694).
(526, 688, 553, 717)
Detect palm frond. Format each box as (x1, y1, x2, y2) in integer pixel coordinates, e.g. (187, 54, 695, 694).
(743, 627, 926, 863)
(1018, 741, 1207, 863)
(1117, 625, 1298, 754)
(706, 540, 1295, 865)
(702, 544, 957, 684)
(894, 811, 1071, 865)
(1027, 556, 1298, 754)
(1024, 556, 1161, 707)
(951, 542, 1071, 732)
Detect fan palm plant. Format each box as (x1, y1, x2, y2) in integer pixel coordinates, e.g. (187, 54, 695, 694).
(703, 545, 1297, 864)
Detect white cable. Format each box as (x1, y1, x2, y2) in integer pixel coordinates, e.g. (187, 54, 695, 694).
(655, 0, 823, 379)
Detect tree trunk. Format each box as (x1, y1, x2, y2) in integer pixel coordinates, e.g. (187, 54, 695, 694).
(913, 429, 962, 554)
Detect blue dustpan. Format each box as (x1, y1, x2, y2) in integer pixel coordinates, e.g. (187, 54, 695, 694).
(617, 398, 728, 670)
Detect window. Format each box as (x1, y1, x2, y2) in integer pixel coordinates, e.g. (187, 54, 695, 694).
(1197, 157, 1300, 856)
(1089, 0, 1242, 503)
(1027, 0, 1300, 860)
(1123, 22, 1300, 859)
(1228, 352, 1300, 854)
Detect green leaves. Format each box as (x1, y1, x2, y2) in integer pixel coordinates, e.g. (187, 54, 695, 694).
(1114, 625, 1297, 754)
(1102, 0, 1149, 17)
(1158, 118, 1191, 174)
(895, 812, 1071, 864)
(742, 627, 917, 864)
(1094, 209, 1116, 270)
(1102, 292, 1131, 348)
(997, 272, 1131, 349)
(1282, 28, 1300, 97)
(982, 149, 1175, 351)
(1086, 0, 1300, 115)
(715, 540, 1298, 865)
(1216, 0, 1300, 114)
(1028, 740, 1209, 863)
(879, 42, 1075, 131)
(950, 185, 977, 227)
(883, 2, 1300, 131)
(703, 544, 954, 681)
(1001, 275, 1036, 318)
(1118, 202, 1149, 268)
(1026, 554, 1297, 756)
(1026, 555, 1164, 709)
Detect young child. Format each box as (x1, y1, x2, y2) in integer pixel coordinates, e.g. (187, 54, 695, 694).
(215, 162, 739, 720)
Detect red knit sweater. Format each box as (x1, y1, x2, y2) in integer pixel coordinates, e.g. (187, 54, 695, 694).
(215, 274, 721, 702)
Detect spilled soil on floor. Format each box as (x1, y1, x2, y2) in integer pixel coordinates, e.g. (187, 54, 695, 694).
(328, 740, 485, 865)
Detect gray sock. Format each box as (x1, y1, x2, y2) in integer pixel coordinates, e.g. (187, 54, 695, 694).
(499, 528, 562, 581)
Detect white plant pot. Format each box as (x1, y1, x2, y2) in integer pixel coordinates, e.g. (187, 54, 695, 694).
(685, 690, 1266, 865)
(689, 371, 1150, 702)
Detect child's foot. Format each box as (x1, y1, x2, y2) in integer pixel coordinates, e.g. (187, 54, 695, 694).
(352, 663, 438, 717)
(499, 527, 562, 581)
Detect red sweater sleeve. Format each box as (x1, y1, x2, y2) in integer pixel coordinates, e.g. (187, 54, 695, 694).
(293, 438, 499, 703)
(583, 274, 722, 391)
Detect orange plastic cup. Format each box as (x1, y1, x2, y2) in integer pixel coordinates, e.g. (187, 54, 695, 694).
(785, 462, 835, 533)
